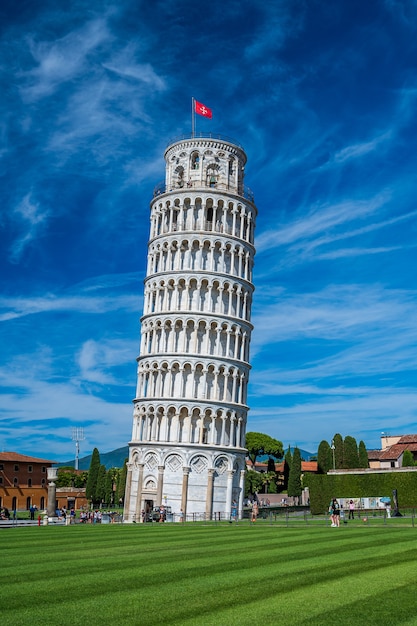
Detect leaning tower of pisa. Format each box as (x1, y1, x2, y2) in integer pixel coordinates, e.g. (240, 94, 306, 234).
(124, 133, 257, 522)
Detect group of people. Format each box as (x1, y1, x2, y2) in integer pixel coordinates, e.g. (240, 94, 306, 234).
(329, 498, 356, 526)
(0, 507, 11, 519)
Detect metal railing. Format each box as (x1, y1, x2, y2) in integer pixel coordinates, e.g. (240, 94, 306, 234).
(167, 133, 245, 151)
(153, 180, 254, 203)
(133, 507, 417, 527)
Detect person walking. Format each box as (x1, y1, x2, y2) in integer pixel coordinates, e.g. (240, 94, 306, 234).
(348, 500, 355, 520)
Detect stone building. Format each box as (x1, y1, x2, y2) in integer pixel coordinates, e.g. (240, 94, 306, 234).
(124, 133, 257, 521)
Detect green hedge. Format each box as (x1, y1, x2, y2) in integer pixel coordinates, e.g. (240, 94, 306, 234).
(304, 472, 417, 514)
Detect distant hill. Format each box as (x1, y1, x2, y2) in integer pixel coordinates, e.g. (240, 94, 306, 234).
(59, 446, 129, 470)
(256, 448, 315, 463)
(60, 445, 315, 470)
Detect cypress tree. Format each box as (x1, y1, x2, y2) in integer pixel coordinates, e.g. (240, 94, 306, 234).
(343, 435, 359, 468)
(85, 447, 101, 505)
(332, 433, 344, 469)
(283, 446, 292, 490)
(288, 446, 302, 503)
(358, 440, 369, 468)
(96, 464, 107, 505)
(105, 468, 117, 506)
(317, 440, 332, 474)
(116, 458, 128, 507)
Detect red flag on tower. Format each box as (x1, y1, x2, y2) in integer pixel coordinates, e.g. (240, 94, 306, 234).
(194, 100, 212, 119)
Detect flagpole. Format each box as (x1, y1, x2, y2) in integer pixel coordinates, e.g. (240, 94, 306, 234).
(191, 97, 195, 138)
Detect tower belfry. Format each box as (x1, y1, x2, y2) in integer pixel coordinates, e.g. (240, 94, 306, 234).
(124, 132, 257, 521)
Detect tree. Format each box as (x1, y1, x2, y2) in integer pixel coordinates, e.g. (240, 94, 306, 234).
(105, 468, 118, 505)
(288, 446, 302, 503)
(115, 458, 128, 507)
(96, 464, 107, 505)
(317, 440, 332, 474)
(358, 440, 369, 468)
(244, 470, 264, 498)
(402, 449, 414, 467)
(245, 432, 283, 468)
(56, 467, 88, 488)
(283, 446, 292, 490)
(258, 471, 276, 494)
(86, 448, 101, 505)
(343, 436, 359, 468)
(332, 433, 344, 469)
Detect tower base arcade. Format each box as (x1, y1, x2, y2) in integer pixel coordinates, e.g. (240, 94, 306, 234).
(124, 443, 246, 522)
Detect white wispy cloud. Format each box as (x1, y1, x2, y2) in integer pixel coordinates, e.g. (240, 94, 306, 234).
(77, 338, 135, 384)
(20, 18, 111, 101)
(0, 292, 139, 323)
(333, 132, 392, 164)
(252, 283, 417, 345)
(256, 192, 390, 253)
(9, 192, 50, 262)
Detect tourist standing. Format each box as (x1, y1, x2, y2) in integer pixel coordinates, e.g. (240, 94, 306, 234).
(251, 501, 259, 523)
(331, 499, 340, 527)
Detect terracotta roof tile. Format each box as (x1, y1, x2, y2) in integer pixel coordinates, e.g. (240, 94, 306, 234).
(379, 444, 407, 460)
(302, 461, 318, 472)
(0, 452, 55, 463)
(398, 435, 417, 444)
(367, 449, 383, 459)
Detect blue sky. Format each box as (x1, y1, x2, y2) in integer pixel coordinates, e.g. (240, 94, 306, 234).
(1, 0, 417, 462)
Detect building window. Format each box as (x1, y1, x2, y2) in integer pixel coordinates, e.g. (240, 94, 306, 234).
(42, 466, 46, 473)
(0, 464, 3, 471)
(41, 478, 46, 487)
(0, 477, 3, 485)
(28, 465, 33, 473)
(13, 477, 18, 486)
(28, 478, 32, 487)
(14, 464, 19, 471)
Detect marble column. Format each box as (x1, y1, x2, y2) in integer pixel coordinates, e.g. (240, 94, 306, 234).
(134, 463, 144, 522)
(156, 465, 164, 506)
(46, 467, 58, 517)
(181, 467, 190, 517)
(225, 469, 234, 518)
(123, 463, 134, 522)
(205, 469, 215, 520)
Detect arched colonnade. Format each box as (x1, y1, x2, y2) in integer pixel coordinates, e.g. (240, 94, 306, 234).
(150, 196, 255, 244)
(136, 359, 249, 407)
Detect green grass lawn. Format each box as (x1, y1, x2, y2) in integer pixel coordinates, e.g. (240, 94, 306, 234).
(1, 521, 417, 626)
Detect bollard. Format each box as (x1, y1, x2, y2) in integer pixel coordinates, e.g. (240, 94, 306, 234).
(43, 515, 48, 526)
(38, 515, 41, 526)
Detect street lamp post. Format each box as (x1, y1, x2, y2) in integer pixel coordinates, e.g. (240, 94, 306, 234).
(331, 440, 336, 470)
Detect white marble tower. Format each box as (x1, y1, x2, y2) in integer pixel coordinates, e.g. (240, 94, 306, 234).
(124, 133, 257, 522)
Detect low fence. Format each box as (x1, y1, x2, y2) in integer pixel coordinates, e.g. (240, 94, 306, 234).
(141, 507, 417, 526)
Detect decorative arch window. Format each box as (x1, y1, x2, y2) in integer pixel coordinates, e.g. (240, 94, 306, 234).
(175, 166, 185, 188)
(191, 152, 200, 170)
(206, 165, 218, 188)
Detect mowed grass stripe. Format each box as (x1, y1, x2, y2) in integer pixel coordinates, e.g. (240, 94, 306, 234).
(2, 524, 409, 588)
(1, 525, 417, 626)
